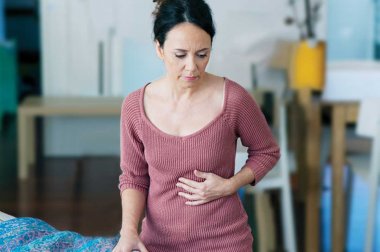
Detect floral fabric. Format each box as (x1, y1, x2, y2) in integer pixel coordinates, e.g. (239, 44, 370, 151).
(0, 217, 118, 251)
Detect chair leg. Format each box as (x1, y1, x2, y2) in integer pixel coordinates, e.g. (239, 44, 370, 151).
(365, 129, 380, 252)
(255, 191, 277, 252)
(281, 183, 297, 252)
(278, 102, 297, 252)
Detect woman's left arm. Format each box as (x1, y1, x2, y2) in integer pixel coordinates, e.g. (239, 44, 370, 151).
(177, 85, 280, 205)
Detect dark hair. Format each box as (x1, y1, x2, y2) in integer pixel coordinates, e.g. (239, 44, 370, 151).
(152, 0, 216, 47)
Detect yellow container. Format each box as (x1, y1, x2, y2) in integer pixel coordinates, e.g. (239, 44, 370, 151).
(291, 40, 326, 90)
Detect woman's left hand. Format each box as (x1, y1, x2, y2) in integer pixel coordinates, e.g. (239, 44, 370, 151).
(176, 170, 236, 206)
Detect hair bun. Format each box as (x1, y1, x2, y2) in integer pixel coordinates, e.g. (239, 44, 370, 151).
(153, 0, 166, 5)
(152, 0, 166, 16)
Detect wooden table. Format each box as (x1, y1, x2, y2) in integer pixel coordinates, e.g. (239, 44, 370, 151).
(330, 102, 358, 252)
(294, 90, 322, 252)
(292, 91, 360, 252)
(302, 99, 358, 252)
(17, 96, 124, 180)
(321, 61, 380, 251)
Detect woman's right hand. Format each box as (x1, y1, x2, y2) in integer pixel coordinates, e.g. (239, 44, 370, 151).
(112, 230, 148, 252)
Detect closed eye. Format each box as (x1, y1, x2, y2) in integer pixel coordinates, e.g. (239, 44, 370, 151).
(174, 54, 208, 59)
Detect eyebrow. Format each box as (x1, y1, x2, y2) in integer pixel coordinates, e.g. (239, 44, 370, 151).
(174, 48, 210, 53)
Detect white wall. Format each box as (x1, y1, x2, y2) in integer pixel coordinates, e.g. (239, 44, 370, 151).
(208, 0, 296, 87)
(43, 0, 326, 156)
(209, 0, 326, 87)
(42, 0, 159, 156)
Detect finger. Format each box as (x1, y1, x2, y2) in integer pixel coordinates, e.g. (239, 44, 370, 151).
(112, 244, 119, 252)
(185, 199, 208, 206)
(176, 182, 200, 194)
(178, 192, 203, 200)
(178, 177, 202, 188)
(138, 242, 149, 252)
(194, 169, 209, 179)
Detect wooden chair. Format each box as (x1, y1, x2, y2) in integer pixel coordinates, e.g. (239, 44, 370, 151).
(355, 99, 380, 252)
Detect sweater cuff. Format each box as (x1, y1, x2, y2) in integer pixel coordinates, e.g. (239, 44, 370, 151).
(119, 183, 148, 196)
(244, 160, 271, 186)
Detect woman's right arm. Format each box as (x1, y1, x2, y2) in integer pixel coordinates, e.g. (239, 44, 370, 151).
(115, 95, 150, 252)
(113, 189, 148, 252)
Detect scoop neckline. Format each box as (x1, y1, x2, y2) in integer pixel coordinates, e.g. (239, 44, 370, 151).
(140, 77, 229, 140)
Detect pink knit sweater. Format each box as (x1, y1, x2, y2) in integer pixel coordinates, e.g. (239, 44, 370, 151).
(119, 78, 280, 252)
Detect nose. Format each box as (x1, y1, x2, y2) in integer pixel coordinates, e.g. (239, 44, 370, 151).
(185, 56, 197, 72)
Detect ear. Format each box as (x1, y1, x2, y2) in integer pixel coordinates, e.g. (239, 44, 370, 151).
(155, 40, 164, 60)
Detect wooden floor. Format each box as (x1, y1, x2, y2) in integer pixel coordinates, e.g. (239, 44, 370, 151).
(1, 157, 122, 236)
(0, 117, 122, 236)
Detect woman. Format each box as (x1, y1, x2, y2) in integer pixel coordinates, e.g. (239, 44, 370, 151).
(113, 0, 280, 251)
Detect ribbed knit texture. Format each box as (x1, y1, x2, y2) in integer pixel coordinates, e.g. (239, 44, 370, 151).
(119, 78, 280, 252)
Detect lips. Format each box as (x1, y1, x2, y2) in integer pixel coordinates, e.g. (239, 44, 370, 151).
(183, 76, 198, 81)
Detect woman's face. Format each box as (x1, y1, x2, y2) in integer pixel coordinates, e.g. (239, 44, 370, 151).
(156, 22, 212, 85)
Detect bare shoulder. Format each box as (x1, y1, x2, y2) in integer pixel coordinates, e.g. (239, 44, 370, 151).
(204, 74, 225, 97)
(206, 73, 224, 87)
(143, 78, 166, 103)
(142, 79, 168, 120)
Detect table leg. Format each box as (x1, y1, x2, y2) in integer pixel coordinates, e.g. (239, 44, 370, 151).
(18, 112, 37, 217)
(17, 113, 36, 180)
(305, 101, 321, 252)
(332, 105, 346, 252)
(27, 116, 36, 171)
(17, 112, 29, 180)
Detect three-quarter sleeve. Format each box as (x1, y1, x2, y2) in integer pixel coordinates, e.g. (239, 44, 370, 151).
(119, 95, 150, 195)
(228, 84, 280, 185)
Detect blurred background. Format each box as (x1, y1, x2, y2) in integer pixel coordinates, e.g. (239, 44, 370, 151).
(1, 0, 380, 251)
